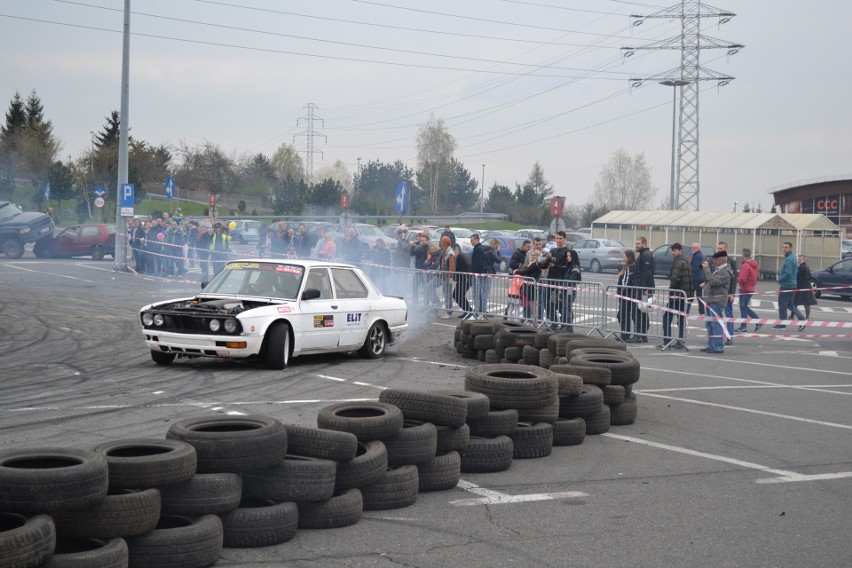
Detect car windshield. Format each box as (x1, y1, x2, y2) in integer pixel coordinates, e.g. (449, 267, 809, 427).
(202, 262, 305, 299)
(601, 240, 624, 247)
(244, 221, 261, 229)
(0, 202, 23, 221)
(357, 225, 384, 237)
(453, 228, 473, 238)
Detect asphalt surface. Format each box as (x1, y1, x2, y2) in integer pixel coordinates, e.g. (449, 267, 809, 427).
(1, 253, 851, 568)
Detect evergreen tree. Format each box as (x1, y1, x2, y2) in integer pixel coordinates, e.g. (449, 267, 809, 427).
(445, 159, 479, 212)
(46, 160, 75, 212)
(271, 175, 309, 215)
(1, 92, 26, 145)
(309, 178, 344, 209)
(24, 90, 45, 127)
(485, 183, 516, 216)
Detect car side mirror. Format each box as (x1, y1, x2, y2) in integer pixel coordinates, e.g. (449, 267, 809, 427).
(301, 288, 321, 300)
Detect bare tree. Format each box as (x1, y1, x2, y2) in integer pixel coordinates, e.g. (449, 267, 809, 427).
(415, 115, 456, 214)
(592, 148, 657, 211)
(314, 160, 352, 193)
(271, 143, 304, 183)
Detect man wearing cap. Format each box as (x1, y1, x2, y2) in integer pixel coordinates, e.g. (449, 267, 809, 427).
(700, 251, 732, 353)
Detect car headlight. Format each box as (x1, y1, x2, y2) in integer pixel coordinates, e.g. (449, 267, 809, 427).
(153, 314, 164, 326)
(142, 312, 154, 326)
(223, 319, 238, 334)
(209, 319, 221, 332)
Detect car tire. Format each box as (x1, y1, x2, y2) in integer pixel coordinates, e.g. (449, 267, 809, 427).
(812, 279, 822, 298)
(0, 513, 56, 568)
(317, 402, 404, 441)
(383, 421, 438, 467)
(241, 455, 336, 503)
(43, 536, 129, 568)
(590, 259, 601, 273)
(90, 245, 105, 261)
(91, 439, 197, 489)
(558, 385, 604, 419)
(510, 422, 554, 459)
(284, 425, 358, 461)
(263, 323, 290, 370)
(417, 451, 461, 492)
(431, 390, 490, 422)
(610, 393, 638, 426)
(158, 473, 242, 516)
(378, 389, 468, 428)
(52, 488, 161, 539)
(358, 322, 386, 359)
(334, 441, 388, 492)
(552, 417, 586, 446)
(584, 405, 611, 435)
(150, 351, 176, 366)
(435, 423, 470, 453)
(33, 241, 51, 258)
(2, 238, 24, 259)
(360, 465, 419, 511)
(126, 514, 223, 568)
(297, 489, 363, 529)
(569, 354, 640, 386)
(220, 499, 298, 548)
(459, 436, 513, 473)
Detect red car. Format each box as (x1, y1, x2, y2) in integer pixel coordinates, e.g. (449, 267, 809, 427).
(34, 224, 116, 260)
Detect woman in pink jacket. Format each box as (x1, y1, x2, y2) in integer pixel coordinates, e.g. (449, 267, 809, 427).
(735, 248, 761, 333)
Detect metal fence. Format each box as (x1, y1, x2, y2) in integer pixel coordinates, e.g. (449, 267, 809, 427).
(601, 285, 690, 349)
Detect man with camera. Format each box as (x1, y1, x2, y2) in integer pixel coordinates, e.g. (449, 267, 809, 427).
(700, 250, 732, 353)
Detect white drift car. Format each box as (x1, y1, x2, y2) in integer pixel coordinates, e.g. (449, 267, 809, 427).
(139, 260, 408, 369)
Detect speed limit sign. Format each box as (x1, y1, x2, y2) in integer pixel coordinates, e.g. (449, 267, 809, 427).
(94, 196, 105, 209)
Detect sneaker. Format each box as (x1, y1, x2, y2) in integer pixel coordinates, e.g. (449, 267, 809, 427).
(674, 341, 687, 350)
(754, 324, 762, 332)
(772, 325, 786, 330)
(734, 327, 747, 334)
(725, 339, 733, 346)
(699, 347, 722, 353)
(798, 324, 806, 332)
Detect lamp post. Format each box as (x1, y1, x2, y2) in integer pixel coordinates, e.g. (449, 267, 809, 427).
(356, 157, 361, 193)
(659, 79, 689, 210)
(480, 164, 485, 214)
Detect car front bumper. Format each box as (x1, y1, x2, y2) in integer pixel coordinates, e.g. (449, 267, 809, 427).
(143, 329, 264, 359)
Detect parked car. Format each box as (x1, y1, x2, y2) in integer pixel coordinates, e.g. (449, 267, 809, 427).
(652, 243, 715, 277)
(842, 243, 852, 259)
(483, 236, 528, 272)
(33, 223, 115, 260)
(571, 238, 629, 273)
(479, 230, 517, 240)
(0, 201, 54, 258)
(228, 220, 262, 244)
(139, 259, 408, 369)
(562, 232, 588, 246)
(332, 223, 397, 256)
(515, 229, 548, 240)
(810, 258, 852, 299)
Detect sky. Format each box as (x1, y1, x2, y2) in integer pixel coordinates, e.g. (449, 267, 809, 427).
(2, 0, 851, 214)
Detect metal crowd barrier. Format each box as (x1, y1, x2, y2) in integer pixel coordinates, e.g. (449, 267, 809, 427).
(537, 278, 607, 335)
(602, 285, 690, 349)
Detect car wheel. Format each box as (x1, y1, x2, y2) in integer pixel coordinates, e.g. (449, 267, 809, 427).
(91, 245, 105, 260)
(2, 238, 24, 259)
(590, 259, 602, 273)
(359, 322, 386, 359)
(811, 279, 821, 298)
(264, 323, 290, 370)
(151, 351, 176, 365)
(33, 241, 51, 258)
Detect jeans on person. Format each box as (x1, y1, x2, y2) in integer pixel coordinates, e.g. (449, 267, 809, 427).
(474, 275, 491, 313)
(739, 292, 759, 323)
(688, 284, 705, 315)
(662, 297, 686, 342)
(723, 296, 734, 338)
(778, 288, 805, 322)
(705, 302, 725, 352)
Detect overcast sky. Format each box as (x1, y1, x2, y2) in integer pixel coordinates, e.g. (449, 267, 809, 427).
(2, 0, 851, 213)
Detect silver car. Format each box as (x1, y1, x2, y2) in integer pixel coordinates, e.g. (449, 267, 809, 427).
(571, 238, 629, 273)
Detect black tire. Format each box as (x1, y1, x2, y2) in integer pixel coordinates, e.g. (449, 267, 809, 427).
(610, 394, 638, 426)
(469, 323, 494, 336)
(459, 436, 514, 473)
(150, 351, 176, 366)
(548, 333, 592, 357)
(473, 334, 494, 350)
(550, 363, 612, 387)
(92, 439, 196, 489)
(517, 398, 559, 423)
(503, 346, 522, 362)
(435, 423, 470, 453)
(564, 339, 627, 360)
(0, 448, 108, 514)
(453, 329, 461, 343)
(0, 513, 55, 568)
(584, 405, 611, 435)
(569, 347, 632, 361)
(263, 322, 290, 370)
(166, 415, 287, 474)
(484, 349, 501, 364)
(602, 384, 626, 406)
(552, 372, 583, 396)
(318, 402, 404, 441)
(220, 499, 298, 548)
(624, 383, 633, 397)
(460, 319, 491, 334)
(358, 322, 387, 359)
(297, 489, 363, 529)
(510, 422, 554, 459)
(431, 390, 490, 422)
(383, 421, 438, 467)
(467, 409, 519, 438)
(552, 418, 586, 446)
(522, 344, 541, 366)
(52, 488, 160, 539)
(2, 238, 24, 259)
(569, 353, 641, 386)
(494, 328, 539, 356)
(492, 320, 529, 335)
(417, 452, 461, 492)
(33, 241, 51, 259)
(44, 537, 128, 568)
(126, 515, 223, 568)
(477, 349, 487, 362)
(533, 332, 552, 349)
(590, 259, 602, 273)
(158, 473, 242, 516)
(242, 455, 336, 502)
(90, 245, 105, 261)
(284, 425, 358, 461)
(360, 465, 419, 511)
(378, 389, 468, 428)
(558, 385, 604, 419)
(334, 441, 388, 492)
(464, 364, 558, 410)
(538, 348, 555, 368)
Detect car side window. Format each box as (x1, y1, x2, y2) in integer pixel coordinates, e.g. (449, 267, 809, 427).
(82, 226, 100, 237)
(331, 268, 369, 299)
(305, 268, 333, 299)
(837, 260, 852, 273)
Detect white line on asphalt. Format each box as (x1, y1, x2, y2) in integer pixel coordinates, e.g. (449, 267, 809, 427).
(638, 384, 852, 396)
(314, 374, 345, 382)
(395, 357, 468, 368)
(431, 322, 458, 328)
(668, 354, 852, 376)
(636, 392, 852, 430)
(755, 472, 852, 484)
(644, 367, 841, 389)
(6, 263, 95, 282)
(451, 480, 588, 506)
(352, 381, 387, 390)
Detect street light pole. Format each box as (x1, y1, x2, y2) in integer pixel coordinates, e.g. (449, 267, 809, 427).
(659, 80, 689, 210)
(480, 164, 485, 214)
(356, 157, 361, 193)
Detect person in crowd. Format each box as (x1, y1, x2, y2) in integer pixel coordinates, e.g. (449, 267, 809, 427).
(210, 222, 230, 276)
(659, 242, 692, 349)
(617, 250, 639, 342)
(395, 226, 411, 267)
(688, 242, 705, 315)
(282, 227, 295, 257)
(774, 242, 806, 330)
(514, 249, 542, 322)
(270, 220, 287, 259)
(145, 218, 164, 276)
(409, 232, 429, 269)
(186, 220, 198, 268)
(373, 238, 391, 266)
(440, 225, 456, 247)
(436, 235, 456, 318)
(310, 226, 327, 259)
(633, 236, 655, 342)
(423, 243, 441, 306)
(451, 243, 474, 318)
(470, 234, 497, 314)
(735, 248, 761, 333)
(317, 229, 336, 261)
(546, 232, 581, 332)
(341, 227, 362, 263)
(525, 237, 544, 264)
(295, 224, 312, 258)
(510, 240, 531, 271)
(795, 254, 818, 330)
(700, 250, 732, 353)
(542, 234, 557, 253)
(132, 219, 146, 273)
(713, 241, 738, 344)
(196, 224, 211, 280)
(255, 223, 268, 257)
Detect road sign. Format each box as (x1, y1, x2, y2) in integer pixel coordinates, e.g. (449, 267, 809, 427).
(549, 196, 565, 217)
(44, 183, 50, 202)
(395, 182, 407, 213)
(340, 192, 350, 209)
(164, 176, 174, 199)
(209, 194, 216, 207)
(93, 186, 106, 197)
(94, 196, 105, 209)
(548, 216, 567, 235)
(120, 183, 134, 217)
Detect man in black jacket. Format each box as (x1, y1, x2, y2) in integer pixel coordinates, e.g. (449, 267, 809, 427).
(510, 240, 531, 271)
(452, 244, 473, 317)
(633, 236, 656, 342)
(714, 241, 738, 344)
(470, 234, 498, 314)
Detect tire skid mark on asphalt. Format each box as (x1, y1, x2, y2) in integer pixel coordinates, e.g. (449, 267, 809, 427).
(450, 480, 588, 506)
(395, 357, 468, 368)
(666, 354, 852, 375)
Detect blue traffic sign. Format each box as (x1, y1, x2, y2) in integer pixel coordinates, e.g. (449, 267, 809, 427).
(44, 182, 50, 202)
(395, 182, 407, 213)
(121, 184, 135, 216)
(93, 186, 107, 197)
(164, 176, 174, 199)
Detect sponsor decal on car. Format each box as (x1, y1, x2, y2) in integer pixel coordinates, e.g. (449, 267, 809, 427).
(277, 306, 292, 313)
(277, 265, 304, 274)
(346, 312, 363, 326)
(314, 314, 334, 328)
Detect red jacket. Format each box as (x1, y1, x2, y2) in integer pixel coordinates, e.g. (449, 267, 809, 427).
(737, 258, 759, 293)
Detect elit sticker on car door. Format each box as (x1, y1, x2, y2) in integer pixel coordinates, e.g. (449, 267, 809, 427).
(345, 313, 363, 326)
